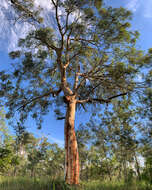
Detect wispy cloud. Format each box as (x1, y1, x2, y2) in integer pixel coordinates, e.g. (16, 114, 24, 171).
(143, 0, 152, 18)
(2, 0, 152, 52)
(34, 0, 53, 10)
(36, 131, 64, 147)
(48, 136, 64, 147)
(126, 0, 139, 12)
(0, 0, 57, 51)
(0, 0, 76, 51)
(0, 0, 34, 51)
(126, 0, 152, 18)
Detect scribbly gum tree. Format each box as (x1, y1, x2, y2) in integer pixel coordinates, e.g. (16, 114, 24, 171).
(1, 0, 151, 185)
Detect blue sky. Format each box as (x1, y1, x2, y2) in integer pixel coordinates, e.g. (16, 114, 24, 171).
(0, 0, 152, 146)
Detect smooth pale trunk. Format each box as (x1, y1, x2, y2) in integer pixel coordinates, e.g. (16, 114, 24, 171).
(134, 153, 141, 180)
(64, 98, 79, 184)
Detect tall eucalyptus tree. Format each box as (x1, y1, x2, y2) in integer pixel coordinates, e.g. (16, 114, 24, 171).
(0, 0, 151, 184)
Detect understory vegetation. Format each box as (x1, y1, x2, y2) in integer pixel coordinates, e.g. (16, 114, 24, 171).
(0, 105, 152, 190)
(0, 177, 150, 190)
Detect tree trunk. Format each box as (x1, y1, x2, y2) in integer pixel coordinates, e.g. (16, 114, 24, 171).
(64, 97, 79, 184)
(134, 153, 141, 180)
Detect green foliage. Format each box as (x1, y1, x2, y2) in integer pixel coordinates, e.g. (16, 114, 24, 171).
(1, 0, 149, 129)
(0, 145, 20, 174)
(94, 0, 103, 10)
(0, 177, 148, 190)
(10, 0, 43, 24)
(9, 51, 21, 59)
(0, 108, 9, 143)
(142, 156, 152, 188)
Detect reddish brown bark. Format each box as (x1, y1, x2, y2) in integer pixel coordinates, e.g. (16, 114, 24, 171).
(64, 96, 79, 184)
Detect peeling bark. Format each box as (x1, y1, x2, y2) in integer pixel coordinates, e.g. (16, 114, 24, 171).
(64, 96, 79, 184)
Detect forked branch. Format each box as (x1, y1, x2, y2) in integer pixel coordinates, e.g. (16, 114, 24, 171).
(17, 88, 62, 111)
(51, 0, 64, 39)
(77, 92, 128, 104)
(10, 0, 40, 23)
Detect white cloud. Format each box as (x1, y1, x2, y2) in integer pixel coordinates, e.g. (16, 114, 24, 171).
(126, 0, 152, 18)
(48, 136, 64, 147)
(0, 0, 35, 51)
(0, 0, 75, 51)
(35, 131, 64, 147)
(138, 156, 145, 167)
(0, 0, 59, 51)
(6, 0, 152, 53)
(143, 0, 152, 18)
(34, 0, 53, 9)
(126, 0, 139, 12)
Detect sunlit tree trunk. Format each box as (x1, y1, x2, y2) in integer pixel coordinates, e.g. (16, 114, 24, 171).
(64, 97, 79, 184)
(134, 153, 141, 180)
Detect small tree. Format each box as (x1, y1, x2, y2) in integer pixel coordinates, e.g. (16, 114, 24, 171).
(0, 108, 9, 145)
(0, 111, 19, 175)
(140, 81, 152, 186)
(0, 0, 151, 184)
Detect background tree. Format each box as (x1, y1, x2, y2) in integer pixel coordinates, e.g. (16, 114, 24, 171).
(0, 109, 20, 176)
(139, 73, 152, 187)
(76, 124, 91, 180)
(0, 108, 10, 145)
(46, 143, 65, 179)
(0, 0, 152, 184)
(81, 97, 142, 181)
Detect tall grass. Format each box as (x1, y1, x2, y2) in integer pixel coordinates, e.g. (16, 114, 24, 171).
(0, 176, 73, 190)
(0, 176, 149, 190)
(81, 180, 147, 190)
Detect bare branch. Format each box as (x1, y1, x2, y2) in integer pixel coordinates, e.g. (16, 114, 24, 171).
(70, 38, 96, 46)
(51, 0, 63, 38)
(17, 88, 62, 111)
(64, 29, 73, 68)
(75, 69, 100, 93)
(63, 12, 71, 35)
(10, 0, 40, 23)
(108, 92, 128, 100)
(73, 64, 80, 92)
(77, 98, 90, 104)
(84, 81, 103, 98)
(69, 51, 82, 62)
(77, 92, 128, 104)
(57, 116, 66, 120)
(75, 77, 86, 93)
(35, 36, 58, 51)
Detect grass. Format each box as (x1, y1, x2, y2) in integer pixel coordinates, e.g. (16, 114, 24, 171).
(81, 180, 148, 190)
(0, 176, 72, 190)
(0, 176, 150, 190)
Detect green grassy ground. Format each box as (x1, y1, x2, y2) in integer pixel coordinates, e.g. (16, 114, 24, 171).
(0, 177, 150, 190)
